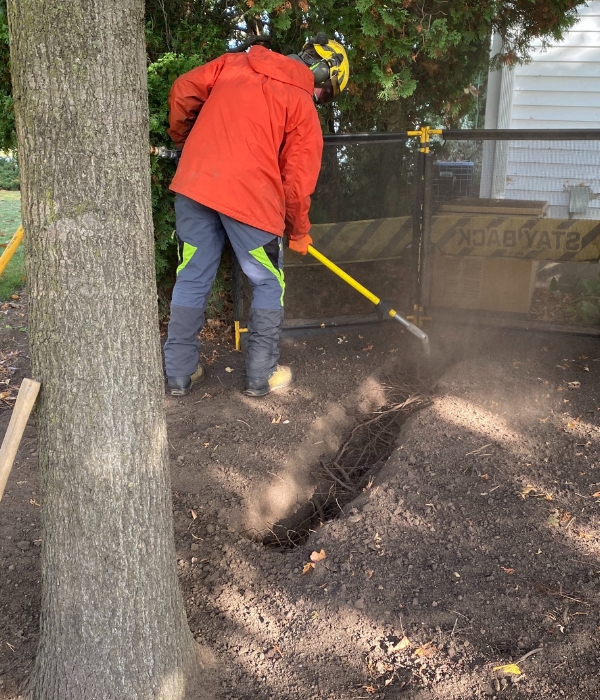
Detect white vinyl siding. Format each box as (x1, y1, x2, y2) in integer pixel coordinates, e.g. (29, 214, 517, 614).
(499, 3, 600, 217)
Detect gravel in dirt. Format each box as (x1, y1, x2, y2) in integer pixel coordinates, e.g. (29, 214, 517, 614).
(1, 297, 600, 699)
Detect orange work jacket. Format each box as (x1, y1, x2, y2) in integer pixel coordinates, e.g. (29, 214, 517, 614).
(168, 46, 324, 240)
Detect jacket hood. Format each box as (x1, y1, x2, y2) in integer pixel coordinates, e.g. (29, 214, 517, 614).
(247, 45, 314, 96)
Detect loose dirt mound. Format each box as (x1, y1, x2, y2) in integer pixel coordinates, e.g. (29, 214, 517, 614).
(1, 301, 600, 699)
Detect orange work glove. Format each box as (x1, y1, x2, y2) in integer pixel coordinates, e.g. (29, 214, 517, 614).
(288, 233, 313, 255)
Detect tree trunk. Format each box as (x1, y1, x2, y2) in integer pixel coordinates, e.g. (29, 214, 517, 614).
(7, 2, 202, 698)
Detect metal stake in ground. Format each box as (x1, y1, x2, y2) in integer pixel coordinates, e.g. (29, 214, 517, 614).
(307, 245, 430, 356)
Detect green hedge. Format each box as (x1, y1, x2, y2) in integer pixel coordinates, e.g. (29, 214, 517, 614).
(0, 156, 18, 190)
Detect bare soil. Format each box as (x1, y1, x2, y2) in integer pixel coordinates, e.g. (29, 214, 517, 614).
(1, 295, 600, 699)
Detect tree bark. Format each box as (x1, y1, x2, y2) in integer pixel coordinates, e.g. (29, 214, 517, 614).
(7, 2, 202, 698)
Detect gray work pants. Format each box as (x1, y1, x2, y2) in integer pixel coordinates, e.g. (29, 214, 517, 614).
(164, 195, 285, 380)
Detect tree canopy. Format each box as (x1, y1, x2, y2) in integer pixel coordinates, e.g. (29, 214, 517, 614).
(2, 0, 587, 145)
(145, 0, 585, 132)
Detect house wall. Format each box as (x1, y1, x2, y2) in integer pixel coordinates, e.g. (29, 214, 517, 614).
(482, 2, 600, 219)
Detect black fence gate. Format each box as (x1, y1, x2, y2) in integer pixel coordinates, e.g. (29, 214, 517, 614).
(234, 128, 600, 348)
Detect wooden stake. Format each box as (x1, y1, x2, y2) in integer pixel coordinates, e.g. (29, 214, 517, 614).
(0, 378, 41, 502)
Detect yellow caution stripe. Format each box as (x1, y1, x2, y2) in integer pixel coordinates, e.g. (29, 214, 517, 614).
(285, 216, 412, 266)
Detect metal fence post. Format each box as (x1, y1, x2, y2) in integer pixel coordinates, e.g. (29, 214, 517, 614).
(411, 146, 425, 310)
(419, 154, 434, 309)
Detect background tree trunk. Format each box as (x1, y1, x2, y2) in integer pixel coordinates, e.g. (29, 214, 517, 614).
(6, 1, 202, 697)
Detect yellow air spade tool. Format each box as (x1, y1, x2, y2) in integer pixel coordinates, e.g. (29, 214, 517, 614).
(307, 245, 430, 357)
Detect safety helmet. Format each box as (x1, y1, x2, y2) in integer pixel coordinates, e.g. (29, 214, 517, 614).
(295, 33, 349, 104)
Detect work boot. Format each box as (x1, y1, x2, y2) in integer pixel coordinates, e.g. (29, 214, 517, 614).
(244, 365, 292, 397)
(167, 365, 205, 396)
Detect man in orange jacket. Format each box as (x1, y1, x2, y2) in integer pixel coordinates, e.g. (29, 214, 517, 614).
(164, 35, 349, 396)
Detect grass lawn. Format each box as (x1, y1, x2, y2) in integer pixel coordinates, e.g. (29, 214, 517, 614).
(0, 190, 25, 300)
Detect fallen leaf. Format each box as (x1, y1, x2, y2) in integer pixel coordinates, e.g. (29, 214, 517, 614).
(521, 485, 552, 500)
(592, 491, 600, 498)
(375, 660, 393, 674)
(271, 415, 281, 424)
(310, 549, 327, 563)
(390, 635, 411, 652)
(11, 294, 19, 300)
(414, 642, 436, 658)
(224, 367, 234, 373)
(302, 562, 315, 575)
(493, 663, 521, 676)
(547, 514, 560, 527)
(362, 343, 374, 352)
(190, 509, 197, 520)
(501, 567, 515, 574)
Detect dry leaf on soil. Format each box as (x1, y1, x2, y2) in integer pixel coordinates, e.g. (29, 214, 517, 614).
(302, 562, 315, 575)
(414, 642, 436, 658)
(521, 485, 552, 500)
(375, 660, 393, 674)
(390, 635, 411, 652)
(493, 663, 521, 676)
(310, 549, 327, 563)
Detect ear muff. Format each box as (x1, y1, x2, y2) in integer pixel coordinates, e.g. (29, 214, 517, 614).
(309, 60, 331, 86)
